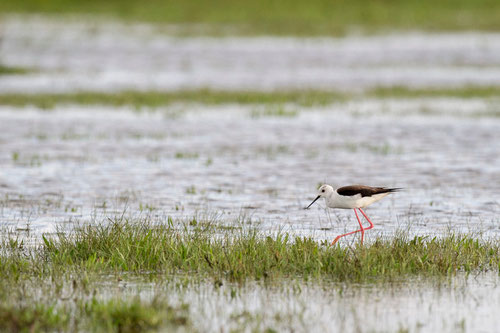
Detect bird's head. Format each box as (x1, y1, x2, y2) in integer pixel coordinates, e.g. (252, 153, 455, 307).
(305, 184, 334, 209)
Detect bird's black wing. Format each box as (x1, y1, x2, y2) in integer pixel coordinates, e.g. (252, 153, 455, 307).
(337, 185, 400, 197)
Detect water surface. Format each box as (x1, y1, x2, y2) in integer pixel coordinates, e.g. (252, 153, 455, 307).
(0, 100, 498, 240)
(2, 17, 500, 92)
(104, 272, 500, 332)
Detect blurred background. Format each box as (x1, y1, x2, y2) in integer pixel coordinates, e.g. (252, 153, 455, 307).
(2, 0, 500, 34)
(0, 0, 499, 237)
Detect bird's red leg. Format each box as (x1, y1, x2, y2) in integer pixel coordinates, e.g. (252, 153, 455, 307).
(358, 208, 374, 231)
(354, 209, 365, 245)
(330, 209, 365, 246)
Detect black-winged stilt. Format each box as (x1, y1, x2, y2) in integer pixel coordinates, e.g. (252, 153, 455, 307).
(306, 184, 400, 245)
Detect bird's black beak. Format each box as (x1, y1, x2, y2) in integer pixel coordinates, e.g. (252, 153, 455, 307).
(305, 195, 321, 209)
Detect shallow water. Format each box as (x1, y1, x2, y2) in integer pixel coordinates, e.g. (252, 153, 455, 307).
(0, 99, 498, 240)
(2, 17, 500, 92)
(103, 272, 500, 332)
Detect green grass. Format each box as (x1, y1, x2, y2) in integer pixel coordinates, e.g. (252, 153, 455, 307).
(0, 65, 32, 76)
(2, 217, 499, 283)
(1, 217, 499, 331)
(0, 89, 346, 109)
(1, 86, 499, 110)
(1, 0, 500, 35)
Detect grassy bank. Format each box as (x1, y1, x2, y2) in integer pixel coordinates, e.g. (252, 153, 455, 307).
(2, 218, 499, 283)
(1, 0, 500, 35)
(1, 86, 499, 109)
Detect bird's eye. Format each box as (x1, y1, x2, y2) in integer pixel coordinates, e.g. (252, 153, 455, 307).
(321, 189, 325, 193)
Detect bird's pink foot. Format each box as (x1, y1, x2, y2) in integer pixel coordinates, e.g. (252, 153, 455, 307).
(331, 235, 342, 246)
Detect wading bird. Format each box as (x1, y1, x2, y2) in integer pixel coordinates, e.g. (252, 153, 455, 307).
(306, 184, 400, 245)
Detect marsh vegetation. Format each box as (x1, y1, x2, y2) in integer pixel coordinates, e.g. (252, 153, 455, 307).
(2, 86, 500, 110)
(3, 217, 500, 282)
(1, 217, 500, 331)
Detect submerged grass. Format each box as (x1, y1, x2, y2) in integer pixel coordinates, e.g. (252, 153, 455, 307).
(0, 297, 191, 332)
(1, 0, 500, 35)
(1, 86, 499, 110)
(2, 217, 499, 283)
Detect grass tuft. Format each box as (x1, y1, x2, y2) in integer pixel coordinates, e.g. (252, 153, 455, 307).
(2, 218, 498, 283)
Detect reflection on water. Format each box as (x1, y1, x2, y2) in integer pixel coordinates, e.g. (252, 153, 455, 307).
(101, 272, 500, 332)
